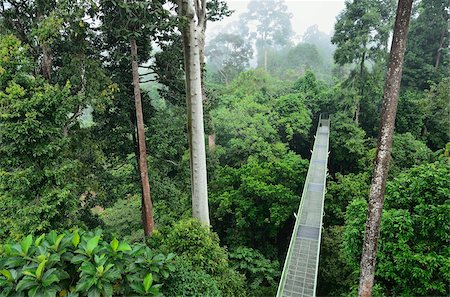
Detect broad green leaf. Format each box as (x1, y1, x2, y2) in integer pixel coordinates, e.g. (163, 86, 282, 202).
(153, 254, 165, 262)
(43, 288, 60, 297)
(42, 274, 59, 287)
(28, 286, 38, 297)
(35, 234, 45, 247)
(0, 270, 12, 280)
(22, 271, 36, 278)
(71, 254, 87, 264)
(143, 273, 153, 292)
(96, 265, 104, 275)
(86, 236, 100, 255)
(72, 230, 80, 247)
(167, 264, 176, 272)
(130, 283, 145, 294)
(53, 234, 65, 251)
(36, 260, 46, 279)
(21, 235, 32, 255)
(104, 264, 114, 273)
(16, 278, 37, 291)
(148, 286, 160, 295)
(80, 262, 96, 275)
(110, 238, 119, 252)
(117, 242, 131, 252)
(102, 283, 113, 296)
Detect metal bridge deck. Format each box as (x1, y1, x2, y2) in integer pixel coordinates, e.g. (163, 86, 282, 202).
(276, 116, 330, 297)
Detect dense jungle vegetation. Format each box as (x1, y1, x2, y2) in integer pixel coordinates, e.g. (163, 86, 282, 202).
(0, 0, 448, 296)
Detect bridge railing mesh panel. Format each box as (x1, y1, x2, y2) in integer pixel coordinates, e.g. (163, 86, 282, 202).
(276, 117, 330, 297)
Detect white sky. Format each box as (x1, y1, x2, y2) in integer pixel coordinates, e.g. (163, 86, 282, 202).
(207, 0, 346, 41)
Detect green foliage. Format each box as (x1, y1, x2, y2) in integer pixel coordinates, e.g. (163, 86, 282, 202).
(161, 259, 221, 297)
(396, 90, 428, 138)
(210, 153, 308, 255)
(213, 71, 311, 166)
(422, 78, 450, 150)
(226, 69, 289, 99)
(213, 94, 282, 166)
(157, 219, 228, 276)
(317, 226, 353, 296)
(0, 229, 175, 296)
(101, 196, 144, 243)
(343, 161, 450, 295)
(272, 94, 312, 142)
(328, 113, 368, 174)
(342, 198, 368, 273)
(229, 247, 280, 296)
(0, 35, 91, 240)
(324, 172, 370, 226)
(150, 219, 247, 297)
(293, 71, 330, 116)
(332, 0, 395, 66)
(402, 0, 449, 90)
(389, 133, 431, 176)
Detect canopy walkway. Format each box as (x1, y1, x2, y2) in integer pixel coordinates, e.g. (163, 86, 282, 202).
(277, 115, 330, 297)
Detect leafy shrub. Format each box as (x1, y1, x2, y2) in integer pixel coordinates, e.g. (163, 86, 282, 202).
(162, 259, 221, 297)
(157, 219, 229, 276)
(150, 219, 247, 297)
(0, 229, 174, 296)
(229, 247, 280, 296)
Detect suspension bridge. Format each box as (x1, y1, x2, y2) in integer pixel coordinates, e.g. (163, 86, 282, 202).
(277, 114, 330, 297)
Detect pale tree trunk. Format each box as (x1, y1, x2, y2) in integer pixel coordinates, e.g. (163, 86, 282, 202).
(434, 23, 447, 69)
(179, 0, 210, 225)
(264, 46, 268, 71)
(130, 38, 155, 236)
(208, 133, 216, 151)
(358, 0, 413, 296)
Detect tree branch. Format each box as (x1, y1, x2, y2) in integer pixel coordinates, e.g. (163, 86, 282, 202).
(63, 105, 83, 137)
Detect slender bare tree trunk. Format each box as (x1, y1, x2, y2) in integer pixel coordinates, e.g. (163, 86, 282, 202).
(264, 46, 268, 71)
(208, 133, 216, 151)
(41, 44, 52, 80)
(355, 50, 366, 125)
(36, 10, 52, 80)
(358, 1, 413, 296)
(179, 0, 210, 225)
(130, 38, 155, 236)
(434, 24, 447, 69)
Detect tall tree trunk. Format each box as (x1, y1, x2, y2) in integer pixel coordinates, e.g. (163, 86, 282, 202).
(36, 10, 52, 80)
(358, 1, 413, 296)
(41, 44, 52, 80)
(179, 0, 210, 225)
(208, 133, 216, 151)
(130, 38, 154, 236)
(356, 50, 366, 125)
(264, 46, 268, 71)
(434, 24, 447, 69)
